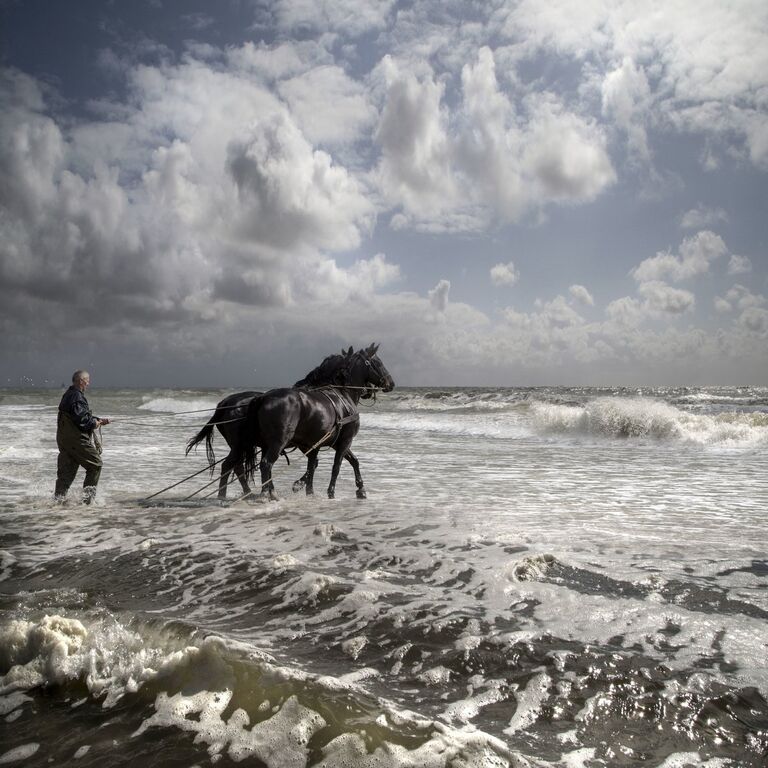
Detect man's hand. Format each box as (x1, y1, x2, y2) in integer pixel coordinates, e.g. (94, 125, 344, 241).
(99, 418, 111, 426)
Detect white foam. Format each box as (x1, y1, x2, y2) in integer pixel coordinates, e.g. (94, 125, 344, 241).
(0, 744, 39, 764)
(340, 636, 367, 660)
(530, 397, 768, 447)
(0, 691, 31, 716)
(138, 397, 220, 414)
(419, 665, 452, 686)
(273, 572, 339, 610)
(0, 551, 16, 582)
(504, 672, 551, 736)
(364, 411, 530, 439)
(652, 753, 732, 768)
(136, 691, 326, 766)
(504, 555, 556, 582)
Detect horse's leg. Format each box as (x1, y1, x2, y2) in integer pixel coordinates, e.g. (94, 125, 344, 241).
(303, 450, 320, 496)
(344, 450, 366, 499)
(292, 468, 308, 493)
(233, 457, 252, 498)
(259, 446, 281, 501)
(219, 454, 235, 499)
(327, 448, 345, 499)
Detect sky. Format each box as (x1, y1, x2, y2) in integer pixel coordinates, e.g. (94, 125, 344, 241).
(1, 0, 766, 388)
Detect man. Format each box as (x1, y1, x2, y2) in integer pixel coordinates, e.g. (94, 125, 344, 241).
(55, 370, 110, 504)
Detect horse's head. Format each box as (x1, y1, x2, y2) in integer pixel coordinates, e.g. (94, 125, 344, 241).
(347, 343, 395, 395)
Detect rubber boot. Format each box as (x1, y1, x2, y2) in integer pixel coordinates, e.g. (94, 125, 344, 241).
(82, 486, 97, 505)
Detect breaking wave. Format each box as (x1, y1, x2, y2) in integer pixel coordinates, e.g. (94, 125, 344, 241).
(0, 610, 515, 767)
(368, 394, 768, 448)
(138, 396, 221, 414)
(530, 397, 768, 446)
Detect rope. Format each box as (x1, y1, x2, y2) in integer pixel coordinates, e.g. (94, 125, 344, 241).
(187, 463, 273, 501)
(142, 458, 226, 501)
(112, 416, 246, 428)
(135, 403, 252, 416)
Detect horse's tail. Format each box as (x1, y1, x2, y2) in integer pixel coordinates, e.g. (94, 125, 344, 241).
(186, 418, 216, 470)
(241, 396, 264, 483)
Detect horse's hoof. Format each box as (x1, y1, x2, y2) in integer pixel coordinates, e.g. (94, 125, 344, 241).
(327, 491, 335, 499)
(269, 492, 280, 502)
(292, 481, 303, 493)
(356, 489, 367, 499)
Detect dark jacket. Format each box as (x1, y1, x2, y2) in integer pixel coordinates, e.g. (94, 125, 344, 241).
(58, 386, 99, 433)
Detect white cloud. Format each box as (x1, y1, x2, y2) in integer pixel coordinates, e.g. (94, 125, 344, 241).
(680, 205, 728, 230)
(534, 295, 585, 327)
(494, 0, 768, 170)
(601, 56, 652, 166)
(278, 65, 377, 146)
(720, 284, 767, 312)
(428, 279, 451, 311)
(569, 284, 595, 306)
(637, 281, 695, 314)
(740, 307, 768, 334)
(520, 94, 616, 203)
(490, 261, 519, 287)
(375, 47, 615, 230)
(714, 297, 732, 314)
(226, 41, 331, 81)
(631, 231, 727, 283)
(727, 254, 752, 275)
(272, 0, 396, 38)
(226, 112, 374, 252)
(374, 57, 456, 222)
(605, 296, 645, 327)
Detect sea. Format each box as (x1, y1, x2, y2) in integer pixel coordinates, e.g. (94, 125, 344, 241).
(0, 385, 766, 768)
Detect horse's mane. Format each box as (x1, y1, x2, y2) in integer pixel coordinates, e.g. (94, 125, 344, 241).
(294, 350, 350, 388)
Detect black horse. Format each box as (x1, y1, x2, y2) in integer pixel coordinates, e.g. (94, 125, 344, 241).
(185, 347, 383, 499)
(239, 343, 394, 500)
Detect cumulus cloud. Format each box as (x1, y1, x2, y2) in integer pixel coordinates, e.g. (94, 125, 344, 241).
(3, 4, 767, 386)
(494, 0, 768, 171)
(0, 55, 378, 346)
(605, 296, 645, 327)
(374, 48, 615, 230)
(490, 261, 519, 287)
(601, 56, 652, 166)
(631, 231, 728, 283)
(727, 254, 752, 275)
(272, 0, 396, 38)
(226, 112, 373, 252)
(680, 205, 728, 230)
(428, 279, 451, 311)
(374, 56, 456, 222)
(637, 281, 695, 314)
(277, 65, 377, 146)
(569, 284, 594, 306)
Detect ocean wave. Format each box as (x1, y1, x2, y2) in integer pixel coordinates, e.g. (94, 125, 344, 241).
(138, 397, 221, 414)
(0, 611, 516, 767)
(365, 411, 531, 439)
(368, 397, 768, 447)
(386, 389, 526, 413)
(530, 397, 768, 446)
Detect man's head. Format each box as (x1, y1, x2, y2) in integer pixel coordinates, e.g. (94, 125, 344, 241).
(72, 370, 90, 391)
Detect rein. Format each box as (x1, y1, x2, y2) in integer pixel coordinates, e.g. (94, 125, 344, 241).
(112, 416, 246, 428)
(302, 388, 360, 454)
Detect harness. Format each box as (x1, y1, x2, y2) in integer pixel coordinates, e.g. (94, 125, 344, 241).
(306, 387, 360, 453)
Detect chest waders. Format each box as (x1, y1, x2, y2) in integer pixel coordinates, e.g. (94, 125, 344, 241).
(55, 412, 103, 503)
